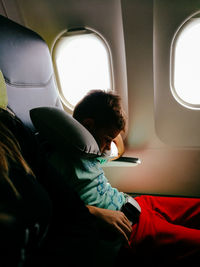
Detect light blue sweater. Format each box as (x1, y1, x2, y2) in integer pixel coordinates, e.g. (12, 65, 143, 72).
(72, 157, 126, 210)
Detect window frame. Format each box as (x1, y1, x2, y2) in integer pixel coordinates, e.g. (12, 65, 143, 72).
(170, 13, 200, 110)
(52, 27, 114, 111)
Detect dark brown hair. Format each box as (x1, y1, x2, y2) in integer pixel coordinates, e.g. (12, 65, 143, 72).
(0, 121, 34, 198)
(73, 90, 126, 131)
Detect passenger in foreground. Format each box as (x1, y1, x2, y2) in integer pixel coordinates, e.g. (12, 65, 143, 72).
(71, 90, 200, 266)
(0, 108, 102, 266)
(0, 108, 52, 266)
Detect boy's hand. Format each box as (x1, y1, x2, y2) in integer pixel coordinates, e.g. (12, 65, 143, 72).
(112, 134, 125, 160)
(87, 205, 132, 244)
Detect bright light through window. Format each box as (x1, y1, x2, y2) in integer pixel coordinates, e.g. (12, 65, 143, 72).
(172, 18, 200, 108)
(54, 30, 112, 109)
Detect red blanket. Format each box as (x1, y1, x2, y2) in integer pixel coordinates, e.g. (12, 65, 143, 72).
(125, 195, 200, 266)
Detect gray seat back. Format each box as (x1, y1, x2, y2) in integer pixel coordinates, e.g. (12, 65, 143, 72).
(0, 15, 62, 130)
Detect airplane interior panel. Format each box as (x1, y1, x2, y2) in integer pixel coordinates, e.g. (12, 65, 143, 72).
(0, 0, 200, 266)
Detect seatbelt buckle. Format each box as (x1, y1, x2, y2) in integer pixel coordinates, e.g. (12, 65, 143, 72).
(121, 195, 141, 225)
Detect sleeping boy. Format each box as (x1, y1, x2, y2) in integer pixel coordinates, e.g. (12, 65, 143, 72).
(70, 90, 200, 265)
(41, 89, 200, 265)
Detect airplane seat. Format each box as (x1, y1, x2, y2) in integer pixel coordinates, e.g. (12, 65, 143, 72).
(0, 14, 122, 266)
(0, 15, 62, 131)
(0, 14, 63, 266)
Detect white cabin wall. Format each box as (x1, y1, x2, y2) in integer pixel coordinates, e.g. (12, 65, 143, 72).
(121, 0, 156, 148)
(0, 1, 6, 16)
(154, 0, 200, 147)
(0, 0, 24, 24)
(105, 0, 200, 197)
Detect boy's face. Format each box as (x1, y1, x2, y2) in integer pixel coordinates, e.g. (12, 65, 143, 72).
(81, 118, 121, 154)
(92, 125, 121, 154)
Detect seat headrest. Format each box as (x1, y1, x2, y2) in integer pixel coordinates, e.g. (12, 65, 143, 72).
(0, 15, 53, 86)
(30, 107, 101, 158)
(0, 15, 62, 129)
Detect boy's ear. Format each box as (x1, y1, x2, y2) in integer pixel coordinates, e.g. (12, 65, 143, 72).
(82, 118, 95, 131)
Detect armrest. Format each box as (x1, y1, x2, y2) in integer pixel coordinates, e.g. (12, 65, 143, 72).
(102, 156, 141, 167)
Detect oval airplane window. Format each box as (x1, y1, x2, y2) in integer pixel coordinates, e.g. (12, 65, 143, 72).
(53, 28, 113, 110)
(171, 16, 200, 109)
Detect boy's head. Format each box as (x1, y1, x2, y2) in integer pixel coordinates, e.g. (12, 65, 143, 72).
(73, 90, 126, 153)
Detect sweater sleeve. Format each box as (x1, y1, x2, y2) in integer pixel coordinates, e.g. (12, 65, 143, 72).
(73, 157, 126, 210)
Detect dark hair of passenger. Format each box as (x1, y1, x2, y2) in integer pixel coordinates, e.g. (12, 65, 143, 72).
(73, 90, 126, 132)
(0, 119, 34, 198)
